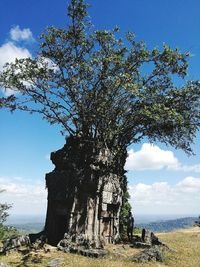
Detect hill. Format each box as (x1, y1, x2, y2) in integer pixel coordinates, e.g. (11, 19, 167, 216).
(136, 217, 197, 232)
(9, 216, 198, 234)
(10, 223, 44, 234)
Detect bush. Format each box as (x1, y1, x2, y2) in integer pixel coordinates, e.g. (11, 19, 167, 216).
(0, 225, 19, 240)
(133, 227, 142, 236)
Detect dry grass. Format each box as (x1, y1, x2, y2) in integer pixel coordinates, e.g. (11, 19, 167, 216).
(157, 227, 200, 267)
(0, 227, 200, 267)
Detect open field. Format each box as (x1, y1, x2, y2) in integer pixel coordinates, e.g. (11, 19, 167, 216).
(0, 227, 200, 267)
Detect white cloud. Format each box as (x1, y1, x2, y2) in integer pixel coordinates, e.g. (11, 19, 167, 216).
(0, 26, 33, 95)
(0, 42, 31, 71)
(0, 42, 32, 96)
(10, 26, 33, 42)
(129, 176, 200, 215)
(0, 27, 58, 97)
(1, 175, 199, 217)
(37, 56, 59, 73)
(176, 176, 200, 193)
(0, 176, 47, 215)
(172, 164, 200, 173)
(125, 143, 200, 173)
(125, 143, 179, 171)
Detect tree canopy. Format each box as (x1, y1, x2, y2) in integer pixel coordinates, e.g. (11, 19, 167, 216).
(0, 0, 200, 153)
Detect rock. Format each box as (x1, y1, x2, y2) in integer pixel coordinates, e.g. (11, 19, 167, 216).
(57, 235, 107, 258)
(79, 249, 107, 258)
(45, 136, 125, 246)
(130, 229, 169, 262)
(141, 229, 152, 244)
(57, 233, 107, 258)
(46, 258, 64, 267)
(0, 263, 10, 267)
(2, 235, 30, 253)
(131, 245, 165, 263)
(132, 229, 165, 248)
(131, 242, 151, 249)
(29, 231, 46, 243)
(30, 238, 45, 250)
(1, 232, 54, 255)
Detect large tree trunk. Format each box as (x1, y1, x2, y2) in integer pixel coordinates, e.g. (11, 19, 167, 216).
(44, 136, 127, 247)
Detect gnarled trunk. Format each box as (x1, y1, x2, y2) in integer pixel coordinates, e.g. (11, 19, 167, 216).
(44, 136, 127, 246)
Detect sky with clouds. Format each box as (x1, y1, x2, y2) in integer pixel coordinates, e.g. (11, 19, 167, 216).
(0, 0, 200, 219)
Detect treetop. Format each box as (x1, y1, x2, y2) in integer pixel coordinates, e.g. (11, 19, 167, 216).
(0, 0, 199, 153)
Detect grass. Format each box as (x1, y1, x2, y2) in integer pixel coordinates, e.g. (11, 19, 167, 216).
(157, 227, 200, 267)
(0, 227, 200, 267)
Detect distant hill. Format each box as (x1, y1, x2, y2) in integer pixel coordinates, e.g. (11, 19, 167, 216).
(136, 217, 198, 232)
(8, 216, 198, 234)
(10, 223, 44, 233)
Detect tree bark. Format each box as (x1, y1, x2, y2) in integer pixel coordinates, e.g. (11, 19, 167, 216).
(44, 136, 127, 246)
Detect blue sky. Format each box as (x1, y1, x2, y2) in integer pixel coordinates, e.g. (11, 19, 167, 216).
(0, 0, 200, 218)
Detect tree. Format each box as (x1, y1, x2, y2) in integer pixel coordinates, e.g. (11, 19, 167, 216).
(0, 190, 13, 239)
(119, 191, 132, 238)
(0, 190, 11, 225)
(0, 202, 11, 225)
(0, 0, 200, 246)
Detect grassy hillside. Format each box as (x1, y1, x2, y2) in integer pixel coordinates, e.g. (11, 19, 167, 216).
(0, 227, 200, 267)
